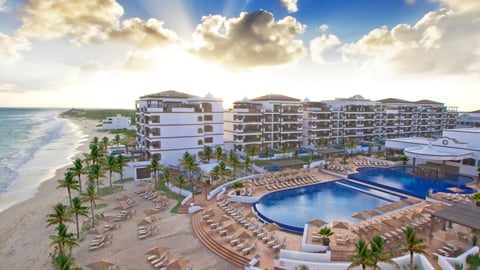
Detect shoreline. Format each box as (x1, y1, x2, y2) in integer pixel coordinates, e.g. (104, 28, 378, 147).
(0, 117, 101, 269)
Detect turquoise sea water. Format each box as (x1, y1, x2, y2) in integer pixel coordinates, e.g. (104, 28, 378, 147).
(0, 108, 87, 212)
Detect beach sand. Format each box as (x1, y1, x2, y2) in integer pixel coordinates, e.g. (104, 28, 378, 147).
(0, 118, 237, 270)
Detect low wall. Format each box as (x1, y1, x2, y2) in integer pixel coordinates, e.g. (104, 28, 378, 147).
(165, 183, 192, 205)
(437, 246, 479, 270)
(301, 224, 328, 253)
(227, 193, 259, 204)
(207, 175, 255, 200)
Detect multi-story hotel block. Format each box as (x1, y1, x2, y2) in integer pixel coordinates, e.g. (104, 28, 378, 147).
(224, 94, 303, 153)
(227, 95, 457, 152)
(135, 90, 224, 166)
(135, 91, 457, 164)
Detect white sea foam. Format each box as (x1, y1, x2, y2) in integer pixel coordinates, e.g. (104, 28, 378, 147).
(0, 109, 87, 212)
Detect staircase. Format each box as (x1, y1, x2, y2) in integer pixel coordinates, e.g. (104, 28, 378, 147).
(191, 213, 251, 268)
(177, 204, 190, 214)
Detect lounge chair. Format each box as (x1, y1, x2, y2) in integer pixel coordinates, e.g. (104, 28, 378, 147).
(242, 240, 257, 255)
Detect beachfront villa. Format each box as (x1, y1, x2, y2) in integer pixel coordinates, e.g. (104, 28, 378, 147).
(135, 90, 224, 166)
(102, 114, 136, 130)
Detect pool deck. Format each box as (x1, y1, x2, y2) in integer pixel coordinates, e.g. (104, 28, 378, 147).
(189, 164, 479, 269)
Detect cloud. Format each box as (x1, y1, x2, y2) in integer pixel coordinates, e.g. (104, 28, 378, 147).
(433, 0, 480, 13)
(340, 7, 480, 74)
(191, 10, 305, 68)
(18, 0, 177, 48)
(280, 0, 298, 13)
(318, 24, 329, 32)
(405, 0, 416, 5)
(0, 33, 31, 59)
(123, 52, 156, 71)
(0, 0, 6, 11)
(108, 18, 179, 49)
(0, 82, 17, 92)
(309, 34, 341, 63)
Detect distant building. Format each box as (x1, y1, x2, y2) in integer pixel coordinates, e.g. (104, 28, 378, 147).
(102, 114, 135, 130)
(456, 110, 480, 128)
(135, 90, 224, 166)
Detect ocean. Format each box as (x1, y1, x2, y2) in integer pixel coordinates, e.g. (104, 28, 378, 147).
(0, 108, 87, 212)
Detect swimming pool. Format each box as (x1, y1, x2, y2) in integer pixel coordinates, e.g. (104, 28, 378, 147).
(254, 180, 404, 234)
(349, 166, 476, 199)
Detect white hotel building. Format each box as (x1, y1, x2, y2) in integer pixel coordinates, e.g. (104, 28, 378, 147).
(135, 90, 224, 166)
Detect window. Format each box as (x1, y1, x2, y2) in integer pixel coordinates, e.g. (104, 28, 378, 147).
(204, 125, 213, 132)
(198, 140, 203, 145)
(204, 115, 213, 121)
(205, 137, 213, 144)
(462, 158, 475, 166)
(197, 116, 203, 122)
(153, 153, 161, 161)
(197, 128, 203, 134)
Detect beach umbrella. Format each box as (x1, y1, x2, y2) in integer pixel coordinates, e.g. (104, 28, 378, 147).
(404, 197, 422, 204)
(86, 259, 113, 270)
(351, 212, 369, 221)
(332, 221, 350, 230)
(87, 227, 105, 235)
(383, 218, 401, 228)
(396, 215, 412, 223)
(245, 211, 258, 219)
(374, 205, 392, 213)
(371, 223, 388, 233)
(116, 194, 131, 200)
(102, 215, 117, 222)
(447, 187, 464, 193)
(145, 246, 169, 257)
(308, 218, 328, 227)
(217, 215, 232, 223)
(223, 223, 239, 233)
(114, 204, 130, 210)
(137, 216, 153, 226)
(363, 209, 381, 217)
(166, 259, 189, 270)
(143, 208, 160, 216)
(238, 231, 253, 239)
(265, 223, 281, 232)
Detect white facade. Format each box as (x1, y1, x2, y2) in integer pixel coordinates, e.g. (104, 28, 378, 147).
(102, 114, 135, 130)
(135, 90, 224, 166)
(224, 94, 303, 154)
(385, 128, 480, 176)
(456, 111, 480, 128)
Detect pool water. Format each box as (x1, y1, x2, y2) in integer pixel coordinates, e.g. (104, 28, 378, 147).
(254, 180, 401, 234)
(349, 166, 476, 199)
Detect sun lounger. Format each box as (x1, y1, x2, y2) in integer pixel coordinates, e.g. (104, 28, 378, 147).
(242, 240, 257, 255)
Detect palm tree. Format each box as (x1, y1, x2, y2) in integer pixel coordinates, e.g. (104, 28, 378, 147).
(246, 145, 258, 158)
(316, 137, 328, 149)
(348, 239, 373, 270)
(113, 134, 121, 146)
(70, 197, 88, 239)
(215, 146, 225, 162)
(199, 145, 213, 163)
(85, 144, 102, 165)
(400, 226, 427, 270)
(91, 136, 99, 147)
(370, 235, 397, 269)
(50, 223, 78, 257)
(147, 158, 162, 187)
(399, 155, 410, 166)
(218, 161, 231, 184)
(57, 171, 79, 207)
(162, 167, 172, 187)
(52, 254, 73, 270)
(69, 159, 84, 193)
(105, 155, 117, 187)
(244, 155, 251, 174)
(210, 165, 221, 185)
(82, 183, 101, 225)
(46, 203, 73, 228)
(115, 155, 128, 181)
(228, 150, 242, 178)
(88, 163, 104, 193)
(176, 175, 187, 197)
(179, 152, 200, 197)
(101, 136, 109, 153)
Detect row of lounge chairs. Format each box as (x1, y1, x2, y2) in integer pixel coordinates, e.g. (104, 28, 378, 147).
(352, 159, 390, 167)
(146, 250, 169, 269)
(138, 224, 158, 240)
(136, 190, 164, 201)
(434, 243, 460, 257)
(114, 209, 135, 222)
(259, 175, 320, 191)
(443, 193, 473, 204)
(217, 201, 287, 252)
(118, 199, 137, 209)
(89, 233, 113, 251)
(326, 164, 347, 173)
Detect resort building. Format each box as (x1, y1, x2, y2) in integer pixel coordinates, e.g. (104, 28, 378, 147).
(456, 110, 480, 128)
(385, 127, 480, 176)
(101, 114, 135, 130)
(224, 94, 303, 154)
(135, 90, 224, 166)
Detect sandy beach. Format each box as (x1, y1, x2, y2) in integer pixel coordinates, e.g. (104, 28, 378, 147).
(0, 118, 237, 270)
